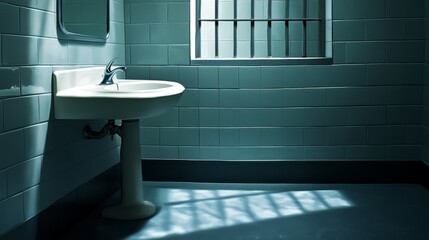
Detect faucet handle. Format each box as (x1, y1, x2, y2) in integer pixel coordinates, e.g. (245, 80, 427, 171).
(105, 57, 118, 73)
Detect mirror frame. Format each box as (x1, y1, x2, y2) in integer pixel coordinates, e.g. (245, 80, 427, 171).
(57, 0, 110, 42)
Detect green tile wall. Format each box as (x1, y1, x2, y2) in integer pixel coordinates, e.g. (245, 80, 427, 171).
(0, 0, 124, 236)
(125, 0, 425, 161)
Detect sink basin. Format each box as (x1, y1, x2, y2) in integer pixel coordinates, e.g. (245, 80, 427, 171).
(53, 67, 185, 120)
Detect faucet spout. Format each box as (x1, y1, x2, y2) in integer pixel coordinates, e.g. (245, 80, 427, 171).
(100, 57, 127, 85)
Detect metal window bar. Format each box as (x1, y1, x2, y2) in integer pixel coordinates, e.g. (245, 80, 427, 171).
(234, 0, 238, 57)
(251, 0, 255, 58)
(303, 0, 307, 57)
(215, 0, 219, 57)
(196, 0, 201, 58)
(267, 0, 272, 57)
(285, 0, 289, 57)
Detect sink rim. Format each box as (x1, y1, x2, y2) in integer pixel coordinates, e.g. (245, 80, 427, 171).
(56, 79, 185, 99)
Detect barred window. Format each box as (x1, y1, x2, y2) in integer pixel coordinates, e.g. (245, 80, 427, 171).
(190, 0, 332, 65)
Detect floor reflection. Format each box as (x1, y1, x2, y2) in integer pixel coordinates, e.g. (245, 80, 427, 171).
(133, 188, 353, 239)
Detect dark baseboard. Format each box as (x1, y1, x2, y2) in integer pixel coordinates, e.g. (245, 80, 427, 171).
(0, 164, 121, 240)
(141, 160, 429, 189)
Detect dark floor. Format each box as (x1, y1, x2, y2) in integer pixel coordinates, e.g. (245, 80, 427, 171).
(64, 182, 429, 240)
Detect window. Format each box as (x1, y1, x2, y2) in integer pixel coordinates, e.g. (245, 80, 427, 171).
(190, 0, 332, 65)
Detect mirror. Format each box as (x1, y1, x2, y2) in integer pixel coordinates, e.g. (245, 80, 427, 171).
(57, 0, 109, 42)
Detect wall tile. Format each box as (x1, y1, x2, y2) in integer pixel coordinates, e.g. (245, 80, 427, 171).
(200, 128, 220, 146)
(198, 67, 219, 88)
(332, 0, 345, 20)
(367, 126, 406, 145)
(386, 41, 425, 63)
(0, 0, 37, 8)
(67, 43, 94, 65)
(179, 108, 199, 127)
(0, 195, 24, 236)
(260, 67, 283, 88)
(346, 146, 386, 160)
(239, 128, 260, 146)
(0, 67, 20, 98)
(108, 21, 126, 44)
(304, 146, 346, 159)
(345, 0, 386, 19)
(220, 128, 239, 146)
(111, 0, 125, 23)
(333, 20, 365, 41)
(406, 126, 423, 145)
(160, 128, 199, 146)
(367, 86, 405, 105)
(386, 106, 422, 125)
(168, 2, 189, 22)
(405, 19, 425, 40)
(20, 8, 54, 37)
(141, 108, 178, 127)
(219, 67, 239, 89)
(366, 64, 407, 86)
(0, 170, 6, 200)
(6, 156, 43, 196)
(219, 89, 239, 107)
(0, 3, 20, 34)
(0, 101, 3, 133)
(38, 38, 68, 65)
(179, 146, 200, 159)
(130, 3, 167, 23)
(38, 94, 52, 122)
(150, 66, 178, 81)
(3, 96, 40, 131)
(199, 89, 219, 107)
(327, 87, 368, 106)
(304, 127, 326, 145)
(239, 67, 261, 89)
(387, 145, 422, 160)
(37, 0, 56, 12)
(260, 128, 284, 146)
(126, 24, 149, 44)
(332, 42, 346, 64)
(130, 45, 168, 65)
(2, 35, 38, 66)
(169, 45, 190, 65)
(150, 23, 189, 44)
(23, 123, 53, 159)
(199, 109, 219, 127)
(260, 89, 283, 107)
(346, 42, 386, 63)
(140, 127, 160, 145)
(366, 19, 406, 40)
(21, 66, 52, 95)
(284, 88, 326, 107)
(177, 89, 199, 107)
(0, 130, 25, 170)
(126, 66, 150, 79)
(387, 0, 424, 18)
(327, 127, 367, 145)
(346, 106, 386, 125)
(178, 67, 198, 88)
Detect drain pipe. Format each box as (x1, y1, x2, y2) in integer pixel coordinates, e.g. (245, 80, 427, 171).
(83, 120, 122, 139)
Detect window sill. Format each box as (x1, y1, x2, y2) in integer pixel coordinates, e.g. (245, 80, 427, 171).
(191, 57, 333, 66)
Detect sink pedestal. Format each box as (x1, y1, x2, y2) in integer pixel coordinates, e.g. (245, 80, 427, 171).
(102, 119, 156, 220)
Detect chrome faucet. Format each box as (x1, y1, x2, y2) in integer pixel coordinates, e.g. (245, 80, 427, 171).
(100, 57, 127, 85)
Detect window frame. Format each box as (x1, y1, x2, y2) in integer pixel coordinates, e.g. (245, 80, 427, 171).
(190, 0, 332, 65)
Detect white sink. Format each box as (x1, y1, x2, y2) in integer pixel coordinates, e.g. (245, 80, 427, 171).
(53, 67, 185, 120)
(52, 66, 185, 220)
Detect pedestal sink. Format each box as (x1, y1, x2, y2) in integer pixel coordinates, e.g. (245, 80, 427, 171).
(53, 67, 184, 220)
